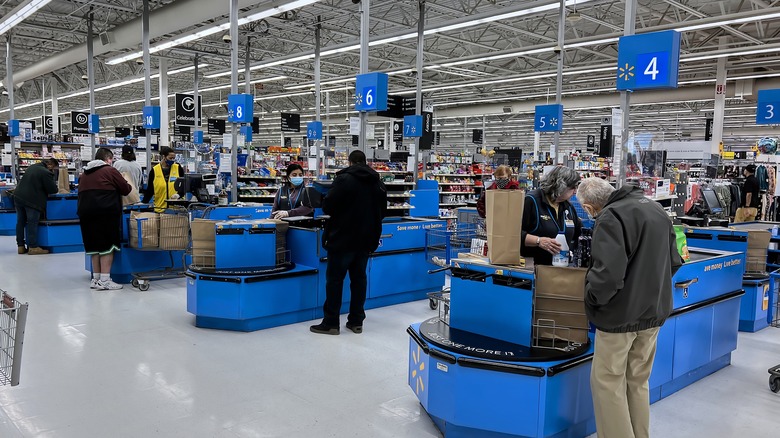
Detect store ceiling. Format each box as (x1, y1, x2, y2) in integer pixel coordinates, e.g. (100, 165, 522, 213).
(0, 0, 779, 148)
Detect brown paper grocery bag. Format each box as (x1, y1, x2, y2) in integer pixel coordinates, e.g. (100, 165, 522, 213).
(486, 189, 524, 265)
(159, 213, 189, 250)
(57, 166, 70, 194)
(534, 266, 589, 344)
(129, 211, 159, 249)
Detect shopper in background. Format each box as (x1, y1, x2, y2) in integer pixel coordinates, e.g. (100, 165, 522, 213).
(12, 158, 59, 255)
(271, 163, 320, 219)
(734, 164, 760, 223)
(476, 165, 521, 218)
(521, 166, 582, 265)
(78, 148, 132, 291)
(112, 145, 143, 189)
(311, 150, 387, 335)
(142, 146, 184, 212)
(577, 177, 683, 438)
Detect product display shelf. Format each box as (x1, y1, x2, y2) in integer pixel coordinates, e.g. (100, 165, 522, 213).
(15, 142, 84, 180)
(427, 172, 483, 221)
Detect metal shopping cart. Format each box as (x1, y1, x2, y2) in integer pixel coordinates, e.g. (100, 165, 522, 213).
(0, 291, 28, 387)
(128, 206, 190, 291)
(768, 270, 780, 393)
(424, 226, 486, 313)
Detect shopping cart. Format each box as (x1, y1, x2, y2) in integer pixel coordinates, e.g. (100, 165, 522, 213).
(128, 206, 190, 291)
(0, 291, 28, 387)
(424, 226, 486, 311)
(768, 270, 780, 393)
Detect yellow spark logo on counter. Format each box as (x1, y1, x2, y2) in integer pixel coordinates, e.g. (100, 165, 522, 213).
(411, 346, 426, 395)
(618, 63, 635, 81)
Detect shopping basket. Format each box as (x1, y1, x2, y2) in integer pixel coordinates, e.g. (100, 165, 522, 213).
(0, 290, 28, 386)
(768, 270, 780, 393)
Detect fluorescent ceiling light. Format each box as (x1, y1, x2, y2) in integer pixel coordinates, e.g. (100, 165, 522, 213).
(106, 0, 323, 65)
(0, 0, 52, 36)
(683, 46, 780, 62)
(677, 11, 780, 32)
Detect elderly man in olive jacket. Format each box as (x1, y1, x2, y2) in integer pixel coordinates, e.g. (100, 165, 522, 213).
(13, 158, 59, 255)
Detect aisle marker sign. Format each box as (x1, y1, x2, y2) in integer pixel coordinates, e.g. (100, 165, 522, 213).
(534, 104, 564, 132)
(8, 120, 19, 137)
(756, 89, 780, 125)
(403, 115, 423, 138)
(240, 125, 253, 142)
(193, 130, 204, 144)
(142, 106, 161, 129)
(88, 114, 100, 134)
(616, 30, 681, 91)
(307, 121, 323, 140)
(228, 94, 254, 123)
(355, 72, 389, 112)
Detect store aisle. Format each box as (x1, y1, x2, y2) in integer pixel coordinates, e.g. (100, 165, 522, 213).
(0, 237, 777, 438)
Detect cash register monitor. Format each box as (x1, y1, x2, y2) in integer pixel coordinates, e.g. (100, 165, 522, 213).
(701, 188, 724, 215)
(182, 174, 216, 202)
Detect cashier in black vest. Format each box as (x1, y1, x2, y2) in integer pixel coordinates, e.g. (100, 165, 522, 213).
(271, 163, 319, 219)
(521, 166, 582, 266)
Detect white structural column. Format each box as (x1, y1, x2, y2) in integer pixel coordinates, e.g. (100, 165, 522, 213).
(87, 10, 96, 156)
(712, 36, 728, 154)
(413, 0, 425, 183)
(534, 131, 541, 160)
(6, 32, 16, 180)
(358, 0, 370, 153)
(142, 0, 152, 171)
(618, 0, 637, 188)
(159, 58, 169, 147)
(193, 55, 200, 129)
(314, 16, 322, 176)
(229, 0, 239, 202)
(51, 81, 59, 134)
(553, 0, 565, 164)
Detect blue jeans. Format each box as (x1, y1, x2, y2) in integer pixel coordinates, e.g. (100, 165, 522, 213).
(15, 204, 41, 248)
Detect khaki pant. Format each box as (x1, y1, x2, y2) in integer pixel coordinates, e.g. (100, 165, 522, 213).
(733, 207, 758, 223)
(591, 327, 660, 438)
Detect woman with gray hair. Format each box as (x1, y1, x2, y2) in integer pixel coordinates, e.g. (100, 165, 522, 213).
(521, 166, 582, 266)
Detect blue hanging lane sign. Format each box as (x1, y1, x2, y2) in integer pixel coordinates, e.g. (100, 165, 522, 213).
(228, 94, 254, 123)
(193, 130, 204, 144)
(534, 104, 564, 132)
(8, 120, 19, 137)
(142, 106, 161, 129)
(88, 114, 100, 134)
(616, 30, 681, 91)
(355, 72, 389, 112)
(240, 125, 253, 142)
(403, 115, 423, 138)
(307, 121, 323, 140)
(756, 89, 780, 125)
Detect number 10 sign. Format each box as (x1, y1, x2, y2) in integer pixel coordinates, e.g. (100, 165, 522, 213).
(616, 30, 681, 91)
(757, 89, 780, 125)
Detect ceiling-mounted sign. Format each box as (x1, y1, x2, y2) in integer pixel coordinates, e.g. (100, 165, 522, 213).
(88, 114, 100, 134)
(393, 120, 403, 143)
(284, 137, 292, 148)
(420, 111, 434, 150)
(193, 130, 204, 144)
(705, 118, 714, 141)
(133, 126, 145, 137)
(472, 129, 484, 145)
(173, 125, 191, 139)
(535, 104, 564, 132)
(616, 30, 681, 91)
(378, 95, 403, 118)
(280, 113, 300, 133)
(43, 116, 61, 134)
(403, 115, 423, 138)
(71, 111, 90, 134)
(402, 97, 425, 116)
(227, 94, 254, 123)
(599, 125, 613, 158)
(142, 106, 161, 129)
(115, 127, 131, 138)
(251, 117, 260, 134)
(756, 89, 780, 125)
(354, 72, 389, 112)
(174, 93, 203, 127)
(587, 135, 596, 152)
(240, 125, 253, 142)
(352, 135, 360, 147)
(207, 119, 226, 136)
(307, 121, 323, 140)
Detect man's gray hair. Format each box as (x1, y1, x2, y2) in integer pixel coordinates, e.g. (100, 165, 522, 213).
(577, 178, 616, 210)
(540, 166, 580, 200)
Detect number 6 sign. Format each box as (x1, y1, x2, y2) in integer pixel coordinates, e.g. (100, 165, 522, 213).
(355, 72, 388, 112)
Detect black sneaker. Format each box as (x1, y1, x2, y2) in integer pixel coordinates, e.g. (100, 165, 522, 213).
(345, 323, 363, 334)
(310, 324, 339, 335)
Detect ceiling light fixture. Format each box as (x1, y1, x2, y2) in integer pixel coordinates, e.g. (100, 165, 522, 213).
(0, 0, 52, 36)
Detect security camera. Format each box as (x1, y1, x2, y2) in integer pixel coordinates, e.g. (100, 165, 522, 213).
(553, 45, 562, 54)
(352, 0, 361, 3)
(135, 58, 144, 65)
(222, 34, 232, 43)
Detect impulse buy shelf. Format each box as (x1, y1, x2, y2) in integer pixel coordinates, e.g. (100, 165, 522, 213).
(14, 142, 86, 181)
(427, 173, 484, 220)
(407, 248, 745, 438)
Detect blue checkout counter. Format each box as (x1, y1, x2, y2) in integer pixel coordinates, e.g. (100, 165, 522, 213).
(0, 186, 15, 235)
(186, 216, 447, 332)
(684, 226, 772, 332)
(407, 247, 744, 438)
(38, 194, 84, 253)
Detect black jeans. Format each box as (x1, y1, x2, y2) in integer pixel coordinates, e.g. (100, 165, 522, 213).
(323, 250, 369, 328)
(15, 204, 41, 248)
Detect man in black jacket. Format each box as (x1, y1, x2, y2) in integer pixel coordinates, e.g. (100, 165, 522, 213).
(13, 158, 59, 255)
(577, 178, 683, 438)
(311, 150, 387, 335)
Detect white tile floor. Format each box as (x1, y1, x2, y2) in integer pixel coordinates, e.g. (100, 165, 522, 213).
(0, 237, 778, 438)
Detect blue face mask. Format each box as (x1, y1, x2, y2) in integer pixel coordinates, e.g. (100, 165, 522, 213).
(165, 159, 175, 166)
(290, 176, 304, 187)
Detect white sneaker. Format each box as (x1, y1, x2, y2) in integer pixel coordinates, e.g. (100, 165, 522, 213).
(90, 278, 99, 289)
(97, 280, 123, 290)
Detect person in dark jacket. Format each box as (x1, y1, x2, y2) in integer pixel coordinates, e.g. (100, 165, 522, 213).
(78, 148, 132, 291)
(476, 165, 521, 218)
(13, 158, 59, 255)
(576, 178, 683, 438)
(310, 150, 387, 335)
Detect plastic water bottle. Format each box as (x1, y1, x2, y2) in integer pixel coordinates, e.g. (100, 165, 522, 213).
(552, 232, 570, 267)
(773, 225, 779, 237)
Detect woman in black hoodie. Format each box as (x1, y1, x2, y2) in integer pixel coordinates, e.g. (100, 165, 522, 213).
(78, 148, 132, 291)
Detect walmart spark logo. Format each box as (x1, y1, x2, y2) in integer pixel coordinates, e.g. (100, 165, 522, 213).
(410, 345, 426, 395)
(618, 63, 635, 81)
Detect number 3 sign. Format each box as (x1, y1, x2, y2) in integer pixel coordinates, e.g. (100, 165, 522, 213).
(757, 89, 780, 125)
(616, 30, 681, 91)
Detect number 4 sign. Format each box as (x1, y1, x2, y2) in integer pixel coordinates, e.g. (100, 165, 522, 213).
(616, 30, 681, 91)
(757, 89, 780, 125)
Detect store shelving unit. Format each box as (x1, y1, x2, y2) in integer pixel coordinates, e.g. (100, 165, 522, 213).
(16, 141, 84, 181)
(236, 175, 281, 202)
(426, 172, 484, 219)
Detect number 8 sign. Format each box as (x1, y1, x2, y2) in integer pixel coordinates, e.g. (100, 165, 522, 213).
(228, 94, 254, 123)
(757, 89, 780, 125)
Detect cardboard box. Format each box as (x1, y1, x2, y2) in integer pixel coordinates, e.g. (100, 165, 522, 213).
(534, 266, 589, 344)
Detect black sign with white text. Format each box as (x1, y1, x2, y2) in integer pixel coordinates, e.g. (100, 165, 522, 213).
(207, 119, 226, 136)
(71, 111, 90, 134)
(705, 118, 714, 141)
(174, 93, 202, 127)
(115, 127, 131, 137)
(281, 113, 301, 133)
(587, 135, 596, 152)
(472, 129, 484, 145)
(599, 125, 613, 158)
(393, 120, 403, 143)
